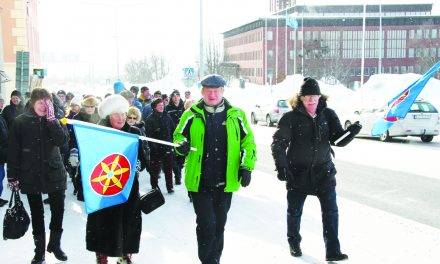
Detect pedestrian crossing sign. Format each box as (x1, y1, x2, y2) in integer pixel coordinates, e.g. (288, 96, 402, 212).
(183, 67, 195, 78)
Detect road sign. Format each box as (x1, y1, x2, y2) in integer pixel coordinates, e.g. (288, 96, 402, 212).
(183, 67, 195, 78)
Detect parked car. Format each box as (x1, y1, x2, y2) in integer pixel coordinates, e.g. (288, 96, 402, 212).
(344, 99, 440, 142)
(250, 99, 290, 127)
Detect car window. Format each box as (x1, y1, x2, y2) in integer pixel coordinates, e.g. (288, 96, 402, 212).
(278, 100, 288, 107)
(409, 102, 438, 113)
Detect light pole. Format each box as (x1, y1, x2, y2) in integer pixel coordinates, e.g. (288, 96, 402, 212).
(199, 0, 204, 79)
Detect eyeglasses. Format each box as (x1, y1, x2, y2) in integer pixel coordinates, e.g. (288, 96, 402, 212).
(127, 116, 137, 120)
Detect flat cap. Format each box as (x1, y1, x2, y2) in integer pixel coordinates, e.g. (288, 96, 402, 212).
(200, 74, 226, 88)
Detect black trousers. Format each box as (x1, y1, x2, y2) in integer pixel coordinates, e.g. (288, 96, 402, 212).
(172, 154, 185, 182)
(190, 188, 232, 264)
(27, 190, 66, 236)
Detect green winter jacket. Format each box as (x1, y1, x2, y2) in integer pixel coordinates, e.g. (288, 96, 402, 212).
(173, 99, 257, 192)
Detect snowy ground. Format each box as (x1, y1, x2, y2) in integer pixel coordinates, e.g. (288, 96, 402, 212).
(1, 162, 440, 264)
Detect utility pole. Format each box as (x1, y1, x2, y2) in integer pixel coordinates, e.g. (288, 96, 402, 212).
(199, 0, 204, 79)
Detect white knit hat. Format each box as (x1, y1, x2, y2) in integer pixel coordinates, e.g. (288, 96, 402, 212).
(98, 94, 129, 119)
(70, 96, 83, 107)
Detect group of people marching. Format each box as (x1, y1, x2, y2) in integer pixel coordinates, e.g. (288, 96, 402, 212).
(0, 75, 362, 264)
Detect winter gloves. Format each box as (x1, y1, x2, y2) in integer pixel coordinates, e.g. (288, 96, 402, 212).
(45, 99, 56, 122)
(176, 141, 190, 156)
(276, 167, 293, 182)
(347, 121, 362, 135)
(7, 178, 19, 191)
(238, 168, 251, 187)
(69, 148, 79, 167)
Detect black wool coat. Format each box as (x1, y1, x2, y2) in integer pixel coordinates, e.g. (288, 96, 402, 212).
(7, 109, 69, 194)
(86, 121, 146, 257)
(271, 97, 347, 194)
(1, 101, 24, 128)
(144, 111, 175, 161)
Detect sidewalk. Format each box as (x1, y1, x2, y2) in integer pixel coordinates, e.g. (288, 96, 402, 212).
(1, 168, 439, 263)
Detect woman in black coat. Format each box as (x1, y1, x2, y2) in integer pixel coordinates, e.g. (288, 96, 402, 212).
(86, 94, 147, 264)
(145, 98, 175, 193)
(7, 88, 69, 264)
(271, 78, 362, 262)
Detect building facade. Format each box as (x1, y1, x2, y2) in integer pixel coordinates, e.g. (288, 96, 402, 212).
(0, 0, 40, 100)
(223, 4, 440, 87)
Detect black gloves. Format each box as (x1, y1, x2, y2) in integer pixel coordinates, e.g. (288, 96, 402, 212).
(347, 121, 362, 135)
(276, 167, 292, 182)
(176, 141, 190, 156)
(238, 168, 251, 187)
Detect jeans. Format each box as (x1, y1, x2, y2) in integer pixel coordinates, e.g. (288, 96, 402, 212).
(287, 187, 341, 255)
(27, 190, 66, 236)
(0, 163, 5, 196)
(191, 189, 232, 264)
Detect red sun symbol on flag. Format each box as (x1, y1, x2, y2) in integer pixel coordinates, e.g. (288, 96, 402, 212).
(89, 154, 131, 196)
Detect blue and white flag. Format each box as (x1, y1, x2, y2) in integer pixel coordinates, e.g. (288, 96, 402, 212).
(286, 14, 298, 29)
(371, 61, 440, 136)
(73, 122, 139, 214)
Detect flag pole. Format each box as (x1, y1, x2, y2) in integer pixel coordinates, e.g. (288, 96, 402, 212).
(285, 9, 288, 77)
(62, 118, 196, 151)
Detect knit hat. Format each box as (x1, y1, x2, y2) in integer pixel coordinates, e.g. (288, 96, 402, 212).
(82, 96, 98, 107)
(70, 96, 83, 107)
(11, 90, 21, 97)
(98, 94, 129, 119)
(200, 74, 226, 88)
(113, 80, 125, 94)
(300, 77, 321, 96)
(170, 90, 180, 98)
(120, 89, 134, 100)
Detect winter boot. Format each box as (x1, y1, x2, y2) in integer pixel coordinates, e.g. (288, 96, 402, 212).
(116, 254, 133, 264)
(47, 231, 68, 261)
(96, 252, 108, 264)
(31, 233, 46, 264)
(289, 243, 302, 257)
(326, 253, 348, 261)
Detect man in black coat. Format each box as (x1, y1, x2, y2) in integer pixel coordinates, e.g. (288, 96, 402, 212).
(1, 90, 24, 128)
(166, 90, 185, 185)
(145, 98, 175, 193)
(271, 78, 362, 262)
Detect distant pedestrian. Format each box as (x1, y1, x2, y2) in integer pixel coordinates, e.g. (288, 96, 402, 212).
(166, 90, 185, 185)
(173, 74, 257, 264)
(145, 98, 175, 193)
(0, 97, 5, 113)
(1, 90, 24, 128)
(138, 86, 152, 107)
(271, 77, 362, 262)
(0, 114, 8, 207)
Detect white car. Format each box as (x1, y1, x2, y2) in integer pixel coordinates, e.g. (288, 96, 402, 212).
(250, 99, 290, 127)
(344, 99, 440, 142)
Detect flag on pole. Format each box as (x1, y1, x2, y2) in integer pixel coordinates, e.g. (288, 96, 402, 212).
(286, 14, 298, 29)
(371, 61, 440, 136)
(73, 122, 139, 214)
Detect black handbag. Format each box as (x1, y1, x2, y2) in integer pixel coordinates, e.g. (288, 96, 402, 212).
(139, 187, 165, 214)
(3, 190, 30, 240)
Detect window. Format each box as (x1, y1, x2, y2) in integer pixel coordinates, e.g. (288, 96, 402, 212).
(408, 48, 414, 58)
(313, 31, 319, 40)
(267, 31, 273, 41)
(356, 67, 362, 76)
(289, 50, 295, 60)
(371, 67, 377, 75)
(298, 31, 303, 40)
(408, 65, 414, 73)
(290, 31, 295, 40)
(393, 66, 399, 74)
(305, 31, 311, 40)
(409, 30, 415, 39)
(432, 29, 437, 39)
(400, 66, 407, 74)
(385, 66, 391, 73)
(268, 50, 273, 60)
(365, 67, 370, 76)
(424, 29, 430, 39)
(430, 47, 436, 57)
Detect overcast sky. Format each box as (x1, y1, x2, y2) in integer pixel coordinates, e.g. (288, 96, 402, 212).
(38, 0, 438, 78)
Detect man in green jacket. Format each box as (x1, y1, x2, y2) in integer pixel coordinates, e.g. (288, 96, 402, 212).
(174, 74, 257, 264)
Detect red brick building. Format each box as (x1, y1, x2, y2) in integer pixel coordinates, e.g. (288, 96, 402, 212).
(223, 4, 440, 88)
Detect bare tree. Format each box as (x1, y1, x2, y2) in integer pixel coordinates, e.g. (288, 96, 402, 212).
(205, 39, 222, 75)
(124, 55, 169, 83)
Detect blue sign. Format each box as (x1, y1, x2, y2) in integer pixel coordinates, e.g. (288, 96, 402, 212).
(183, 67, 195, 78)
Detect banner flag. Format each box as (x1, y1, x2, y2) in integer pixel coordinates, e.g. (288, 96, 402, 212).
(371, 61, 440, 136)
